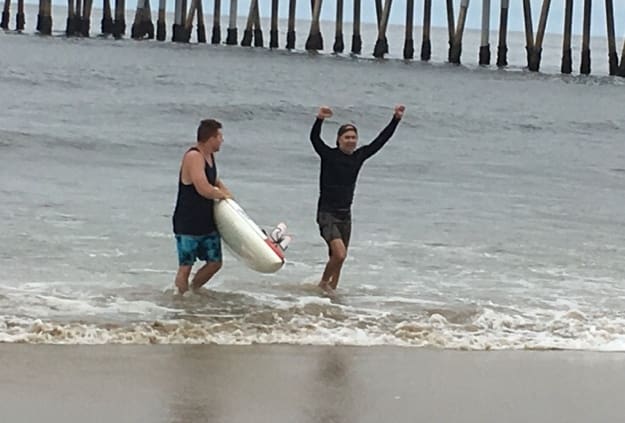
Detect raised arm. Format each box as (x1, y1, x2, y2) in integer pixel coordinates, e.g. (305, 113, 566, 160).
(309, 106, 334, 157)
(358, 105, 405, 160)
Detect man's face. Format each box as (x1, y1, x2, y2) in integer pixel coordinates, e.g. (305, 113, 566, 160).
(338, 130, 358, 154)
(208, 129, 224, 152)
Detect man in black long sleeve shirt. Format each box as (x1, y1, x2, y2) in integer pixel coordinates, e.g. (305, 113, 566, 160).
(310, 104, 405, 295)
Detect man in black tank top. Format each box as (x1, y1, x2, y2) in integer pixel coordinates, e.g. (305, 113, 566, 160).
(310, 104, 405, 296)
(172, 119, 232, 294)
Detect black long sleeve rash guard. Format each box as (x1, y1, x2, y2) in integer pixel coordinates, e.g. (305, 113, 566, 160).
(309, 116, 400, 215)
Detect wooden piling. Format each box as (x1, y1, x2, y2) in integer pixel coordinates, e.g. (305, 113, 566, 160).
(81, 0, 94, 36)
(580, 0, 591, 75)
(78, 0, 85, 35)
(181, 0, 187, 34)
(253, 0, 262, 47)
(113, 0, 126, 39)
(172, 0, 182, 41)
(270, 0, 279, 49)
(529, 0, 552, 71)
(131, 0, 144, 38)
(286, 0, 296, 49)
(194, 0, 205, 43)
(183, 0, 196, 42)
(449, 0, 469, 64)
(496, 0, 509, 67)
(351, 0, 362, 54)
(305, 0, 323, 51)
(1, 0, 9, 30)
(37, 0, 42, 31)
(65, 0, 74, 35)
(446, 0, 455, 62)
(604, 0, 618, 75)
(45, 0, 52, 33)
(479, 0, 490, 65)
(522, 0, 534, 69)
(211, 0, 221, 44)
(373, 0, 392, 58)
(16, 0, 24, 31)
(372, 0, 389, 56)
(38, 0, 52, 35)
(375, 0, 382, 26)
(75, 0, 81, 33)
(420, 0, 432, 61)
(102, 0, 114, 35)
(194, 0, 205, 42)
(131, 0, 152, 39)
(226, 0, 237, 45)
(73, 0, 83, 36)
(333, 0, 344, 53)
(156, 0, 166, 40)
(36, 0, 44, 33)
(142, 0, 154, 39)
(561, 0, 573, 74)
(183, 0, 195, 33)
(195, 0, 204, 42)
(241, 0, 254, 46)
(172, 0, 188, 42)
(403, 0, 414, 59)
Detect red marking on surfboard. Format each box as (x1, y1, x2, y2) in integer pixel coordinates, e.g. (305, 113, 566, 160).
(264, 239, 285, 261)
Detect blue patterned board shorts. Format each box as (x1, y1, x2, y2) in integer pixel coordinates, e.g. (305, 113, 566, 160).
(175, 233, 222, 266)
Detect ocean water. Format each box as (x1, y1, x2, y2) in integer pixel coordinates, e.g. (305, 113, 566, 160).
(1, 5, 625, 349)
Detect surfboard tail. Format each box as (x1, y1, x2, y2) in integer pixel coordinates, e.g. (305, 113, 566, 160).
(264, 238, 286, 261)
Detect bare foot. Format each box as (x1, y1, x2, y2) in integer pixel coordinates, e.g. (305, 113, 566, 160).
(190, 285, 211, 297)
(175, 280, 189, 295)
(318, 281, 336, 298)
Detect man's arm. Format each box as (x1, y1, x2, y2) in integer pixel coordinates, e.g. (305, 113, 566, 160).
(187, 151, 228, 200)
(310, 106, 334, 157)
(215, 178, 232, 199)
(358, 105, 405, 160)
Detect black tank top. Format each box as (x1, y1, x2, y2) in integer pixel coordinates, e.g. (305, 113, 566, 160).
(172, 147, 217, 235)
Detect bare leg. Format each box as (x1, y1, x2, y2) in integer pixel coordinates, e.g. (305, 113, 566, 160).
(175, 265, 193, 294)
(319, 239, 347, 294)
(329, 265, 343, 290)
(191, 261, 222, 291)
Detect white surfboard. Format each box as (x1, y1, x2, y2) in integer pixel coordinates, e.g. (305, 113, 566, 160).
(213, 198, 287, 273)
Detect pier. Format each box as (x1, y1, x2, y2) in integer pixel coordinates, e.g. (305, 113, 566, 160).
(1, 0, 625, 76)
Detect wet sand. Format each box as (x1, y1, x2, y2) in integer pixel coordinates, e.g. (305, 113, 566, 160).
(1, 345, 624, 423)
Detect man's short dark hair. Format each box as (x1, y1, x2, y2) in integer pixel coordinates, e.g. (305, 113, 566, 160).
(337, 124, 358, 137)
(197, 119, 222, 142)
